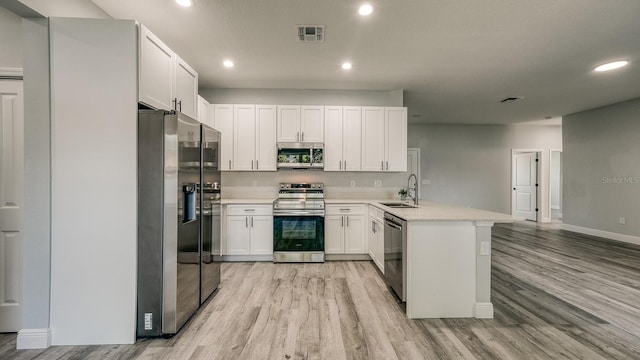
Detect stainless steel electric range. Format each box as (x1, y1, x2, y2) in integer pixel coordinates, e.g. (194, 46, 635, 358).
(273, 183, 325, 263)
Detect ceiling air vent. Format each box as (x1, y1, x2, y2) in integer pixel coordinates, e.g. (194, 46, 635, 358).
(297, 25, 324, 42)
(499, 96, 524, 103)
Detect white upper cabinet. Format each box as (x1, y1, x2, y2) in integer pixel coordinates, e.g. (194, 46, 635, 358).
(175, 55, 198, 119)
(277, 105, 300, 142)
(139, 24, 174, 112)
(255, 105, 277, 171)
(276, 105, 324, 142)
(300, 106, 324, 142)
(221, 104, 276, 172)
(213, 104, 234, 171)
(324, 106, 361, 171)
(361, 107, 386, 171)
(197, 95, 210, 125)
(138, 24, 198, 118)
(233, 105, 257, 171)
(385, 107, 408, 171)
(362, 106, 407, 172)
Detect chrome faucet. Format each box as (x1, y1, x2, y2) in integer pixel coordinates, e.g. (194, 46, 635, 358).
(407, 173, 418, 205)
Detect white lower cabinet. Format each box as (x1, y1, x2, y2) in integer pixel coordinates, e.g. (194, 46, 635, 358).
(225, 205, 273, 255)
(325, 204, 366, 254)
(368, 205, 385, 272)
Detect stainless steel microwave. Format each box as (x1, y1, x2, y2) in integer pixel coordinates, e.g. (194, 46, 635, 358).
(276, 142, 323, 169)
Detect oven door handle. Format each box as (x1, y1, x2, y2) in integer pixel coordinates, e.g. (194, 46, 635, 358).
(273, 211, 325, 216)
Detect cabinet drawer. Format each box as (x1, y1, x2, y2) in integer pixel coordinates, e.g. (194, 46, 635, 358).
(368, 205, 385, 221)
(326, 204, 366, 215)
(226, 204, 273, 216)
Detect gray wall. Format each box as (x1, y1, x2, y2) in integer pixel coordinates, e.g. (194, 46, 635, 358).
(563, 98, 640, 237)
(407, 124, 562, 214)
(0, 5, 23, 68)
(21, 16, 51, 333)
(199, 88, 403, 107)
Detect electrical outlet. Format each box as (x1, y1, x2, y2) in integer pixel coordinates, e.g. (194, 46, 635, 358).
(374, 180, 382, 187)
(350, 180, 356, 187)
(619, 217, 626, 225)
(144, 313, 152, 330)
(480, 241, 491, 256)
(422, 179, 430, 185)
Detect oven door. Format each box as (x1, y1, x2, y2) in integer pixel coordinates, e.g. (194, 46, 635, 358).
(273, 215, 324, 251)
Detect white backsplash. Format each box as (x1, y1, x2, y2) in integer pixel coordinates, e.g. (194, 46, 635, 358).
(221, 171, 410, 199)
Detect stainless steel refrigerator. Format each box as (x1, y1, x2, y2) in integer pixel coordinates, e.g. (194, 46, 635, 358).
(137, 110, 221, 337)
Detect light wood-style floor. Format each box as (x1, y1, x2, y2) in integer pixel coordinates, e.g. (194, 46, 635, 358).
(3, 222, 640, 359)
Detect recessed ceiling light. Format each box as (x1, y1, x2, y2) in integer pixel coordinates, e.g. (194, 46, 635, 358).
(359, 4, 373, 16)
(594, 60, 629, 72)
(176, 0, 193, 7)
(223, 60, 234, 68)
(342, 62, 352, 70)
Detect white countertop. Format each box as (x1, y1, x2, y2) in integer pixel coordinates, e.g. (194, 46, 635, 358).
(223, 198, 513, 223)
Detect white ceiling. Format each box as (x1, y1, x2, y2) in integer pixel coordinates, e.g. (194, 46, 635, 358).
(91, 0, 640, 124)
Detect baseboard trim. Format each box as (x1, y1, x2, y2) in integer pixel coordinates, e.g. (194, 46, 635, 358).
(562, 224, 640, 246)
(474, 302, 494, 319)
(17, 328, 51, 349)
(325, 254, 371, 261)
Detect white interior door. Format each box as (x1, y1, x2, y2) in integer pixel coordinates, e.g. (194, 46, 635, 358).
(512, 152, 537, 221)
(0, 80, 24, 332)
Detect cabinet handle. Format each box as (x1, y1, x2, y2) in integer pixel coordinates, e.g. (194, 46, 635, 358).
(339, 208, 350, 211)
(251, 160, 254, 170)
(244, 209, 255, 212)
(372, 221, 375, 233)
(386, 161, 389, 171)
(301, 132, 304, 141)
(381, 161, 384, 171)
(339, 161, 342, 171)
(346, 216, 349, 227)
(245, 217, 248, 227)
(251, 217, 254, 227)
(341, 217, 344, 227)
(229, 160, 232, 170)
(296, 132, 300, 141)
(256, 160, 259, 170)
(173, 98, 177, 111)
(178, 100, 182, 113)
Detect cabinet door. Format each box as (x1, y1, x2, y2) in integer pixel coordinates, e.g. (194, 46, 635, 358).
(175, 55, 198, 119)
(361, 107, 385, 171)
(343, 106, 362, 171)
(385, 107, 407, 172)
(323, 106, 343, 171)
(277, 105, 300, 142)
(233, 105, 256, 171)
(207, 103, 216, 129)
(300, 106, 324, 142)
(197, 95, 209, 124)
(344, 215, 366, 254)
(214, 104, 234, 170)
(250, 216, 273, 254)
(226, 216, 251, 255)
(255, 105, 277, 171)
(324, 215, 345, 254)
(138, 24, 174, 111)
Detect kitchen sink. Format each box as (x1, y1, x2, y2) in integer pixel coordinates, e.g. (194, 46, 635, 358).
(379, 202, 418, 208)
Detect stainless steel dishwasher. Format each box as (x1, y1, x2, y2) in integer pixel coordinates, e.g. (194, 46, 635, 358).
(384, 212, 407, 302)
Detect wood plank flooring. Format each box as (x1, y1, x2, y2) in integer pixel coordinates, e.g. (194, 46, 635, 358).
(2, 221, 640, 359)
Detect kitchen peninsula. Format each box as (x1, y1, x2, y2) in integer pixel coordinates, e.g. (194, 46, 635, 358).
(328, 199, 513, 319)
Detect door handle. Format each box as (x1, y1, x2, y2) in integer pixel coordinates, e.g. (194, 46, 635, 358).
(513, 188, 516, 190)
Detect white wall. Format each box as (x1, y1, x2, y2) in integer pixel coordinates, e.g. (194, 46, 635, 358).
(407, 124, 562, 217)
(563, 98, 640, 238)
(0, 5, 23, 68)
(550, 151, 561, 210)
(47, 18, 137, 345)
